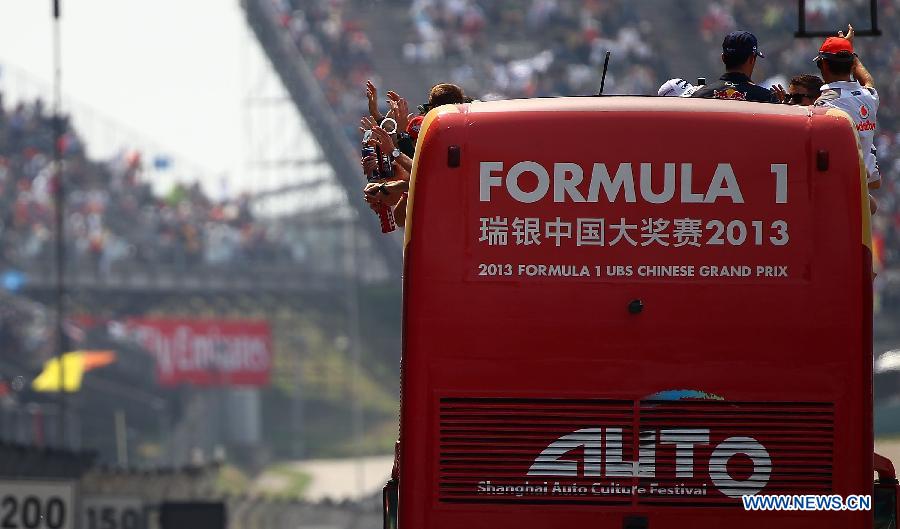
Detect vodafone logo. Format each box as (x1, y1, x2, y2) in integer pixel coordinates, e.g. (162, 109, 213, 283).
(859, 104, 869, 119)
(857, 120, 876, 132)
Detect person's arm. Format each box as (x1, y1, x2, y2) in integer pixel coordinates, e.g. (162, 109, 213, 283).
(395, 152, 413, 175)
(366, 80, 384, 122)
(366, 125, 412, 177)
(396, 132, 416, 158)
(852, 56, 875, 89)
(868, 157, 881, 190)
(368, 125, 397, 150)
(839, 24, 875, 89)
(363, 179, 409, 208)
(386, 92, 412, 134)
(393, 194, 408, 229)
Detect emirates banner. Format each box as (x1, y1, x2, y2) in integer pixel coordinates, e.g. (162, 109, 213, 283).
(126, 319, 273, 387)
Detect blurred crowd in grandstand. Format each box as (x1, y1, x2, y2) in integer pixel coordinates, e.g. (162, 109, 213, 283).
(275, 0, 899, 272)
(0, 0, 897, 276)
(0, 95, 309, 276)
(273, 0, 376, 139)
(703, 0, 900, 273)
(403, 0, 658, 97)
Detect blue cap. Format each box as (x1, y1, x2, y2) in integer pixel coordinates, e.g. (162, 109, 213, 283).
(723, 31, 765, 61)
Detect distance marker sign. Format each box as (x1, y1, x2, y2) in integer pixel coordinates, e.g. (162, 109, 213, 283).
(0, 481, 75, 529)
(81, 496, 146, 529)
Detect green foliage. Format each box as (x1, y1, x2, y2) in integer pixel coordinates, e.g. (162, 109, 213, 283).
(87, 287, 403, 460)
(214, 464, 252, 496)
(271, 310, 397, 415)
(329, 417, 399, 456)
(265, 465, 313, 498)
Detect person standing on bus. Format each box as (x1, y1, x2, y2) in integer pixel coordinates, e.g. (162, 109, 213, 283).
(813, 25, 880, 190)
(691, 31, 779, 103)
(786, 74, 824, 106)
(360, 82, 469, 230)
(657, 78, 695, 97)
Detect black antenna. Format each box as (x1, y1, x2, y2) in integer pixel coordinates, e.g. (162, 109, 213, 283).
(598, 51, 611, 96)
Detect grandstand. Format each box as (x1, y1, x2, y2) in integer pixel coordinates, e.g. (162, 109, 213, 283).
(240, 0, 900, 426)
(0, 2, 896, 526)
(0, 81, 401, 468)
(0, 0, 894, 461)
(244, 0, 899, 300)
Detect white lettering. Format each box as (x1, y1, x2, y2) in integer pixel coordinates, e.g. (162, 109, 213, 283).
(587, 163, 636, 202)
(680, 163, 704, 203)
(638, 429, 656, 477)
(480, 161, 758, 204)
(604, 427, 636, 478)
(705, 163, 744, 203)
(507, 161, 550, 203)
(771, 163, 788, 204)
(553, 163, 586, 202)
(530, 428, 772, 499)
(528, 428, 602, 477)
(660, 428, 710, 478)
(709, 436, 772, 498)
(130, 323, 270, 379)
(639, 162, 676, 204)
(479, 161, 504, 201)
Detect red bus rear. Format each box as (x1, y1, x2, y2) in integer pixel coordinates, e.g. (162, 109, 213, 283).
(396, 97, 884, 528)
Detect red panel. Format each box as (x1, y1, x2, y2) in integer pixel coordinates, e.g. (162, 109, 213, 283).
(400, 97, 871, 529)
(126, 318, 273, 387)
(436, 398, 833, 507)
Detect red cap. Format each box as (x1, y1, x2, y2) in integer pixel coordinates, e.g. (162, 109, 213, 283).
(816, 37, 855, 61)
(407, 115, 425, 140)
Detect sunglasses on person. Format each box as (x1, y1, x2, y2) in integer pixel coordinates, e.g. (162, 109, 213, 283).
(417, 97, 475, 115)
(786, 92, 817, 105)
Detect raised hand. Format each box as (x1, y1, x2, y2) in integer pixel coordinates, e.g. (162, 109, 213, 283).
(386, 92, 411, 133)
(369, 125, 397, 151)
(359, 115, 378, 135)
(366, 80, 384, 122)
(838, 24, 854, 43)
(771, 84, 787, 104)
(361, 154, 378, 175)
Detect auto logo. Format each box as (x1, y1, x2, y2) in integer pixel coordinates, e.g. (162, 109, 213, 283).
(713, 88, 747, 101)
(527, 427, 772, 498)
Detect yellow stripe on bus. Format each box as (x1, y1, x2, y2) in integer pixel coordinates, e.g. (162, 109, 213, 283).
(824, 108, 871, 252)
(403, 104, 462, 258)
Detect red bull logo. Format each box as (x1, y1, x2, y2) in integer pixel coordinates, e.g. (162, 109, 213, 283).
(713, 88, 747, 101)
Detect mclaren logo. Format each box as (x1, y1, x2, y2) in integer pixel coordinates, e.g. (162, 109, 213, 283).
(527, 427, 772, 498)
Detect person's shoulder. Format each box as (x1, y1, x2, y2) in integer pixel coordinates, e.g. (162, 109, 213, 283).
(680, 85, 702, 97)
(863, 86, 879, 101)
(839, 81, 879, 103)
(689, 84, 716, 98)
(814, 86, 841, 107)
(747, 83, 775, 102)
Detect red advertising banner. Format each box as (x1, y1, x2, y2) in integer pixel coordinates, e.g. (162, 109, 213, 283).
(125, 318, 273, 387)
